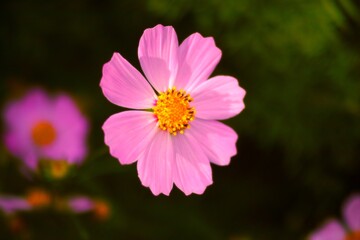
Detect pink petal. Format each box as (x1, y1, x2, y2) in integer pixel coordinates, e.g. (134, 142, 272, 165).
(175, 33, 221, 91)
(343, 193, 360, 231)
(309, 219, 345, 240)
(191, 76, 246, 120)
(188, 119, 237, 166)
(41, 94, 88, 164)
(172, 134, 213, 195)
(3, 89, 52, 169)
(138, 24, 179, 92)
(137, 130, 174, 196)
(4, 132, 38, 170)
(0, 196, 31, 214)
(100, 52, 156, 109)
(102, 111, 157, 165)
(4, 89, 50, 126)
(67, 196, 94, 213)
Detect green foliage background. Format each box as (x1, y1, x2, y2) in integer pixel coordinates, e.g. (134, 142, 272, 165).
(0, 0, 359, 239)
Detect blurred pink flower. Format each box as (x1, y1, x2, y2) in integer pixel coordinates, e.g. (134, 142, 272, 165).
(100, 24, 246, 196)
(67, 196, 94, 213)
(66, 196, 110, 220)
(309, 193, 360, 240)
(0, 196, 31, 214)
(3, 89, 88, 170)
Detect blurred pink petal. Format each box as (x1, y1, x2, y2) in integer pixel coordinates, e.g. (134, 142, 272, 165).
(42, 94, 88, 164)
(138, 24, 179, 92)
(67, 196, 94, 213)
(189, 119, 238, 166)
(176, 33, 221, 91)
(101, 25, 245, 196)
(137, 131, 174, 196)
(100, 53, 156, 109)
(3, 89, 88, 170)
(3, 89, 50, 169)
(0, 196, 31, 214)
(191, 76, 246, 120)
(343, 193, 360, 232)
(103, 111, 158, 165)
(309, 219, 346, 240)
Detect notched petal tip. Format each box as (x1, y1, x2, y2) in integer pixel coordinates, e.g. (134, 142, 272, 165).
(148, 185, 172, 196)
(144, 24, 178, 35)
(138, 24, 179, 92)
(176, 31, 222, 91)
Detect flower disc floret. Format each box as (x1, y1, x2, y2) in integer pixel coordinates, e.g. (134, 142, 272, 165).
(31, 121, 57, 146)
(153, 87, 195, 135)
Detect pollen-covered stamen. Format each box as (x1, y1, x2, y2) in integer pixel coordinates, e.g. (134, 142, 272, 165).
(31, 120, 56, 146)
(153, 87, 196, 135)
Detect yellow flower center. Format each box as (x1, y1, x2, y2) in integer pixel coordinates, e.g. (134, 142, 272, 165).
(153, 87, 195, 135)
(345, 231, 360, 240)
(50, 160, 70, 179)
(39, 160, 70, 179)
(31, 121, 57, 146)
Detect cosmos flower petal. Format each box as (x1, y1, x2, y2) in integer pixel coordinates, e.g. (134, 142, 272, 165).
(103, 111, 157, 165)
(4, 133, 38, 170)
(137, 131, 174, 196)
(41, 94, 88, 164)
(67, 196, 94, 213)
(309, 219, 345, 240)
(189, 119, 237, 166)
(172, 134, 213, 195)
(343, 193, 360, 231)
(0, 196, 31, 214)
(4, 89, 50, 125)
(191, 75, 246, 120)
(138, 24, 179, 92)
(176, 33, 221, 91)
(100, 52, 156, 109)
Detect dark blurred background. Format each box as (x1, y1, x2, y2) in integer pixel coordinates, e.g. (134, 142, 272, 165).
(0, 0, 360, 239)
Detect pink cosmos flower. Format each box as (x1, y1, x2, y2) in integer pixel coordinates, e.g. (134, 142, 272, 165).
(309, 193, 360, 240)
(0, 196, 31, 214)
(100, 24, 246, 196)
(3, 89, 88, 170)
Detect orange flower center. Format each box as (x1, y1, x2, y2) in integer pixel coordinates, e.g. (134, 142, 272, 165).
(93, 200, 110, 220)
(31, 121, 56, 146)
(153, 87, 195, 135)
(345, 231, 360, 240)
(26, 189, 51, 208)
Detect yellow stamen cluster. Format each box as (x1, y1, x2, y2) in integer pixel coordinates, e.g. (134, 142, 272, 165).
(153, 87, 195, 135)
(40, 160, 70, 179)
(50, 160, 70, 179)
